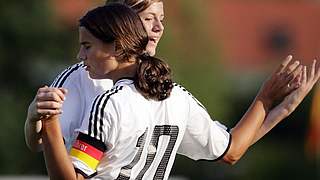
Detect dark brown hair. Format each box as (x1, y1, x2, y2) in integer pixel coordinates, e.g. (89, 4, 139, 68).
(79, 3, 172, 101)
(106, 0, 162, 13)
(79, 4, 147, 60)
(136, 54, 173, 100)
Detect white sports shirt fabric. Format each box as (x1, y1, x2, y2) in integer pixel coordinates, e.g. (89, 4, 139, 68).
(71, 78, 231, 180)
(50, 62, 114, 150)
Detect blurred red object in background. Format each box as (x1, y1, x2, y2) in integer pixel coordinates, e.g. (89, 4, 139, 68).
(49, 0, 101, 27)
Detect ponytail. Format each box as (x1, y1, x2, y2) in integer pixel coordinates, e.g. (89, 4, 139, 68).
(135, 54, 173, 101)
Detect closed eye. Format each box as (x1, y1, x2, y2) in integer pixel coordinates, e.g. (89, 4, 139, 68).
(80, 42, 91, 50)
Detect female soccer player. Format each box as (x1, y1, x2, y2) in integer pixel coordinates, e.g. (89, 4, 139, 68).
(25, 0, 165, 152)
(40, 3, 320, 180)
(24, 0, 313, 154)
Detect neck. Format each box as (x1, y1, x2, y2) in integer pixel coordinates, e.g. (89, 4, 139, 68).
(107, 60, 137, 82)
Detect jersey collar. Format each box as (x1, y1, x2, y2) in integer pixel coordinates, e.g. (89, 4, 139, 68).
(114, 77, 135, 86)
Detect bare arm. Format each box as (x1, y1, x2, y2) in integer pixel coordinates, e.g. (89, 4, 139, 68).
(24, 101, 43, 152)
(223, 96, 271, 164)
(24, 86, 67, 152)
(222, 55, 305, 164)
(252, 60, 320, 145)
(42, 115, 84, 180)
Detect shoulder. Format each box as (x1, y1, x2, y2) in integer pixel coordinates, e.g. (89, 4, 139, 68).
(172, 83, 191, 94)
(51, 62, 86, 88)
(92, 79, 141, 115)
(91, 84, 127, 111)
(171, 82, 197, 100)
(107, 78, 136, 98)
(172, 82, 207, 111)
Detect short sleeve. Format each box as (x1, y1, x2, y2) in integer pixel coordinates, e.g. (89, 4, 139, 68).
(70, 89, 120, 177)
(177, 95, 231, 161)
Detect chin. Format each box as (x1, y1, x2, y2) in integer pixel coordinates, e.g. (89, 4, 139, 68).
(147, 48, 156, 56)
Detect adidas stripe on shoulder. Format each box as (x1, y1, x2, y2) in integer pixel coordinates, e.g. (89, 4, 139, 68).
(173, 83, 207, 111)
(88, 85, 124, 142)
(51, 62, 85, 88)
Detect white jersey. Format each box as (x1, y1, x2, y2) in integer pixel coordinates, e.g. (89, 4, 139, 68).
(70, 78, 231, 180)
(50, 62, 114, 150)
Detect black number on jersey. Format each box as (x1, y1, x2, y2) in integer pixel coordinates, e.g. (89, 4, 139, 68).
(116, 125, 179, 180)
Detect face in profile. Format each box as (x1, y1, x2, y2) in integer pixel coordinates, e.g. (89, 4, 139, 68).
(139, 1, 164, 56)
(77, 27, 118, 79)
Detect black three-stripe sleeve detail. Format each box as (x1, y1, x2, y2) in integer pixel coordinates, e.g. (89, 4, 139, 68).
(98, 89, 119, 141)
(88, 93, 104, 136)
(93, 93, 108, 138)
(88, 87, 116, 138)
(88, 86, 124, 141)
(173, 83, 207, 111)
(96, 86, 123, 140)
(51, 63, 85, 88)
(94, 86, 120, 139)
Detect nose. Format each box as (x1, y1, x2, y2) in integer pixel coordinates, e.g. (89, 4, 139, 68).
(77, 48, 87, 61)
(152, 19, 164, 32)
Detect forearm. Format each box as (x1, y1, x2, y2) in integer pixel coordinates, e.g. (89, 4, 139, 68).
(251, 107, 289, 145)
(25, 86, 67, 152)
(24, 114, 43, 152)
(251, 93, 303, 145)
(224, 98, 269, 164)
(42, 115, 82, 180)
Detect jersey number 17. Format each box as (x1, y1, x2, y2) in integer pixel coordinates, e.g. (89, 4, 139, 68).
(116, 125, 179, 180)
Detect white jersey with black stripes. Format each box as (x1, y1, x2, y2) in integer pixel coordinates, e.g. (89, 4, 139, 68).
(50, 62, 113, 150)
(70, 78, 231, 180)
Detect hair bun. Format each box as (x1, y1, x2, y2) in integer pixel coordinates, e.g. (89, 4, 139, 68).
(135, 56, 173, 101)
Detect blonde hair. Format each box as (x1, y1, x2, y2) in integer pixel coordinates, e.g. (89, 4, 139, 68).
(106, 0, 162, 13)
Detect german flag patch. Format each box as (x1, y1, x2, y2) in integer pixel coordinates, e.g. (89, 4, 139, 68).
(70, 132, 107, 176)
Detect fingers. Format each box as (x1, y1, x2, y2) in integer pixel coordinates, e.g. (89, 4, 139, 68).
(302, 66, 307, 85)
(59, 88, 68, 95)
(307, 59, 316, 82)
(306, 60, 320, 89)
(276, 55, 293, 74)
(34, 86, 67, 118)
(37, 101, 63, 110)
(285, 64, 303, 84)
(285, 60, 300, 75)
(275, 59, 319, 116)
(275, 55, 302, 85)
(37, 109, 62, 117)
(315, 60, 320, 81)
(37, 87, 66, 102)
(287, 65, 303, 89)
(291, 72, 302, 89)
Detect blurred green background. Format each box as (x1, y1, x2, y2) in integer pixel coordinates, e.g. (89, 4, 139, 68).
(0, 0, 319, 179)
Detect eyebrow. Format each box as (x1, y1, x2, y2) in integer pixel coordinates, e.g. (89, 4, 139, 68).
(143, 12, 164, 17)
(80, 41, 90, 45)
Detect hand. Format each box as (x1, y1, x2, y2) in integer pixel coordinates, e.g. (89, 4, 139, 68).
(258, 55, 303, 110)
(27, 86, 67, 122)
(275, 59, 320, 116)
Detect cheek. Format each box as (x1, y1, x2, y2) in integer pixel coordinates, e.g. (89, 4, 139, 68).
(87, 49, 103, 62)
(86, 51, 102, 71)
(142, 21, 153, 35)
